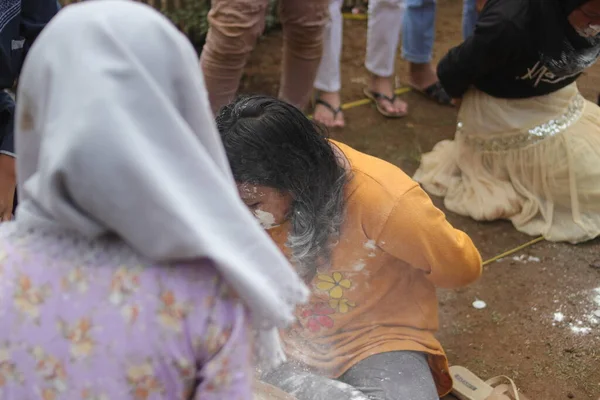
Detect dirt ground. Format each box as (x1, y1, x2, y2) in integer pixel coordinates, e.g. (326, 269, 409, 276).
(238, 0, 600, 399)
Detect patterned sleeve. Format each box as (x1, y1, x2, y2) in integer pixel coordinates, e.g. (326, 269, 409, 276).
(194, 282, 254, 400)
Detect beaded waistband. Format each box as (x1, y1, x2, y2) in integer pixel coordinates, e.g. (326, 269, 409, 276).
(460, 94, 585, 152)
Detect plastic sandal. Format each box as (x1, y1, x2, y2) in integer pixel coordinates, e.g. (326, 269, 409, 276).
(450, 366, 530, 400)
(363, 88, 407, 118)
(408, 81, 453, 106)
(314, 98, 343, 121)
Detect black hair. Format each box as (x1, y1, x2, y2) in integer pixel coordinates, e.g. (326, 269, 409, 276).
(216, 95, 347, 280)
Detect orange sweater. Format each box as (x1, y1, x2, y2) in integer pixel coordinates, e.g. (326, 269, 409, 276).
(268, 142, 482, 396)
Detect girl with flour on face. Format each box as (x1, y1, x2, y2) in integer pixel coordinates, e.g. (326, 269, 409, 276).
(217, 95, 483, 400)
(0, 2, 308, 399)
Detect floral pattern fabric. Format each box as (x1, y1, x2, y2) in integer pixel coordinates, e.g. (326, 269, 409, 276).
(0, 224, 253, 400)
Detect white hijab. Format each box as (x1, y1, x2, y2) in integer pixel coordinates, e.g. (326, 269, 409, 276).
(15, 0, 308, 371)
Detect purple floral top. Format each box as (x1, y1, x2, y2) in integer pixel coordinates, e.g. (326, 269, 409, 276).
(0, 223, 253, 400)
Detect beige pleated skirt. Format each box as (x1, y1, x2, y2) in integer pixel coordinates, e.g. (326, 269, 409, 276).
(413, 83, 600, 244)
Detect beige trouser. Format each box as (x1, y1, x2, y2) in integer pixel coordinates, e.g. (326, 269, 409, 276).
(200, 0, 329, 114)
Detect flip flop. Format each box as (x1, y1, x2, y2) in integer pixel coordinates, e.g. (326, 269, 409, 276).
(408, 81, 453, 106)
(363, 88, 407, 118)
(313, 97, 344, 127)
(450, 366, 530, 400)
(254, 380, 299, 400)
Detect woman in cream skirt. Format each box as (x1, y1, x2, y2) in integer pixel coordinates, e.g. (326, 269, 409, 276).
(415, 0, 600, 244)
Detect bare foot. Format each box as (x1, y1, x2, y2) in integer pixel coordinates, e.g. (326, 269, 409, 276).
(313, 91, 345, 128)
(369, 75, 408, 115)
(408, 62, 438, 90)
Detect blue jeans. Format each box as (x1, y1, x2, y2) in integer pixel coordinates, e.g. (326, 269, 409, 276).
(402, 0, 477, 64)
(461, 0, 478, 39)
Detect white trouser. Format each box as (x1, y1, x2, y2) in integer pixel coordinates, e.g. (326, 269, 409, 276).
(314, 0, 344, 92)
(314, 0, 405, 93)
(366, 0, 405, 77)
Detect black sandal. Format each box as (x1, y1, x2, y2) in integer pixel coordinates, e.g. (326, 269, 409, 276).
(363, 88, 407, 118)
(314, 98, 344, 123)
(409, 81, 452, 106)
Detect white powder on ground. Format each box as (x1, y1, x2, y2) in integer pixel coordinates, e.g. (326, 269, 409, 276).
(511, 254, 540, 263)
(472, 300, 487, 309)
(552, 287, 600, 334)
(570, 324, 592, 334)
(553, 312, 565, 322)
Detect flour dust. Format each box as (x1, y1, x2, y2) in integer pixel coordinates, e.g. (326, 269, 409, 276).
(254, 209, 279, 230)
(551, 287, 600, 335)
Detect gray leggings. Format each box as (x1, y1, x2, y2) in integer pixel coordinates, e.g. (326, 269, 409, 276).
(263, 351, 439, 400)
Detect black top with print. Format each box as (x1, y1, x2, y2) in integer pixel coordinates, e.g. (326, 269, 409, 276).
(437, 0, 600, 99)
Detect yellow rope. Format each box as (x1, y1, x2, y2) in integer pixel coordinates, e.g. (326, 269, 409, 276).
(341, 13, 368, 20)
(482, 236, 545, 266)
(308, 87, 411, 119)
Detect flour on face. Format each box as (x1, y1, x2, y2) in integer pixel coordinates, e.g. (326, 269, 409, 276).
(254, 209, 279, 230)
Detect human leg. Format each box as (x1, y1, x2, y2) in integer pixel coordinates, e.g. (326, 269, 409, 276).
(401, 0, 451, 105)
(200, 0, 269, 113)
(462, 0, 478, 39)
(262, 362, 370, 400)
(401, 0, 435, 65)
(313, 0, 345, 127)
(365, 0, 404, 79)
(339, 351, 439, 400)
(365, 0, 407, 116)
(279, 0, 329, 110)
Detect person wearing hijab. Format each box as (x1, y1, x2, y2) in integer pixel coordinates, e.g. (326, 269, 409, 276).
(217, 95, 482, 400)
(0, 1, 308, 398)
(0, 0, 59, 221)
(414, 0, 600, 244)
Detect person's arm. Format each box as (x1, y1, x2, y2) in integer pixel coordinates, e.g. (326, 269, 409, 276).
(0, 91, 16, 221)
(437, 7, 521, 99)
(195, 286, 253, 400)
(20, 0, 60, 51)
(376, 185, 482, 289)
(0, 7, 22, 89)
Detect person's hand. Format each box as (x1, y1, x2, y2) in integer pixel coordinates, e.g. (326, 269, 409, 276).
(0, 154, 16, 222)
(451, 98, 462, 108)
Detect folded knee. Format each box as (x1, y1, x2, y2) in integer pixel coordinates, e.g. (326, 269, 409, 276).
(280, 0, 329, 31)
(204, 1, 268, 55)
